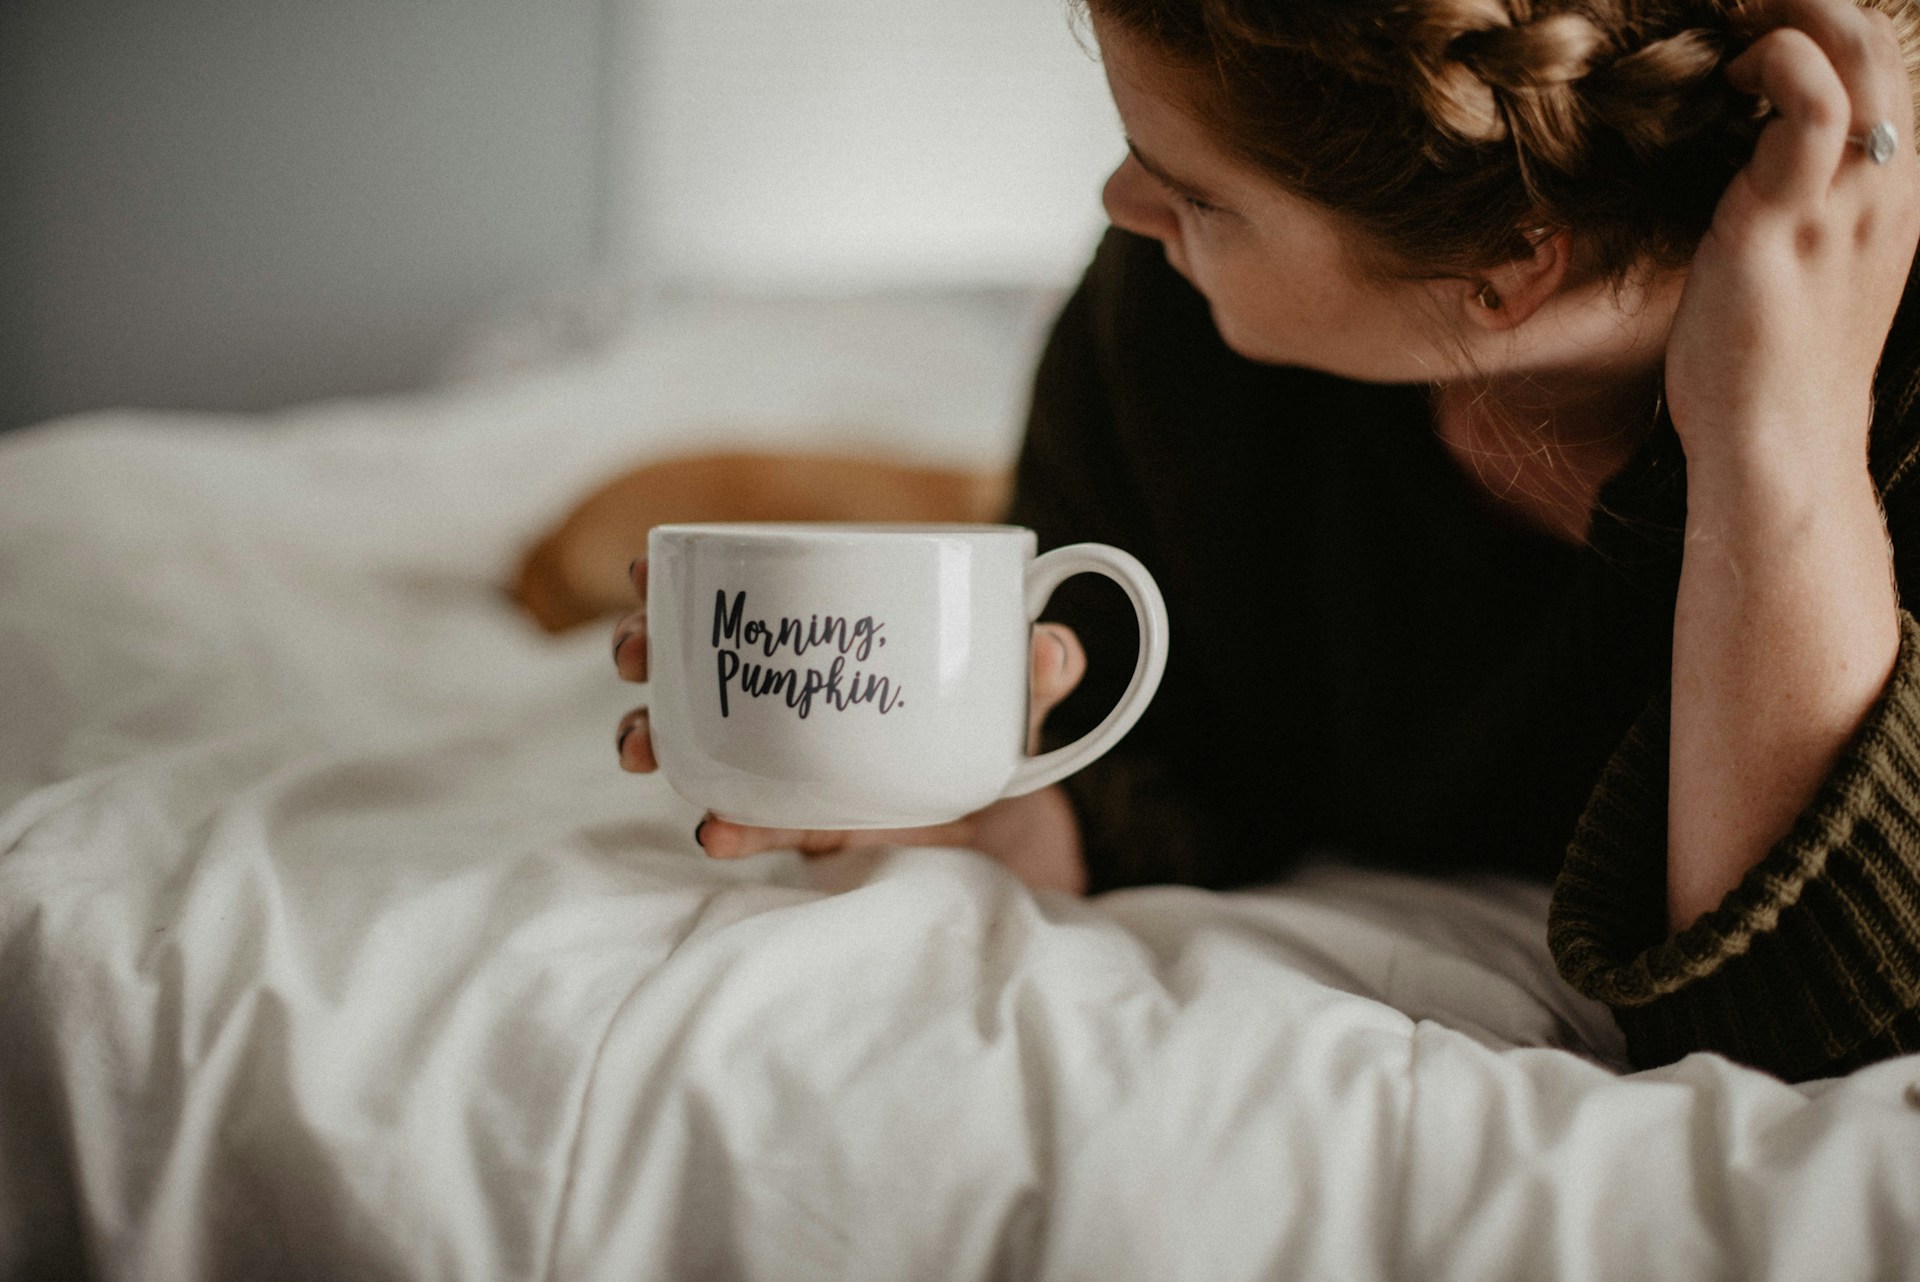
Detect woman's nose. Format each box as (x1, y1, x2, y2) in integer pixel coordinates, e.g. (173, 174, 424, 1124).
(1102, 154, 1178, 240)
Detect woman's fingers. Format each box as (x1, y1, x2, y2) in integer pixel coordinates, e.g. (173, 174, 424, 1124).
(612, 606, 648, 681)
(612, 558, 650, 681)
(1727, 26, 1855, 205)
(1028, 623, 1089, 752)
(1736, 0, 1886, 90)
(616, 707, 657, 772)
(697, 815, 977, 860)
(1724, 0, 1914, 208)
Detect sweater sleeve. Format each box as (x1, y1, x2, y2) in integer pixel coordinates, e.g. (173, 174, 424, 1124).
(1548, 614, 1920, 1081)
(1549, 267, 1920, 1082)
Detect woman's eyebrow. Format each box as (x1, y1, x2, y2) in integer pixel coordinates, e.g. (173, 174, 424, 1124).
(1126, 138, 1227, 206)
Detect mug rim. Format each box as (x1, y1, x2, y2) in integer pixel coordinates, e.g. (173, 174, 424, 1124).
(651, 521, 1033, 540)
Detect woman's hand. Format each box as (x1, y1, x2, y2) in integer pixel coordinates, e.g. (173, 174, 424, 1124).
(612, 557, 1092, 895)
(1663, 0, 1920, 461)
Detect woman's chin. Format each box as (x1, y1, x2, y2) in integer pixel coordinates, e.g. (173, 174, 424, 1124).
(1210, 311, 1413, 382)
(1209, 309, 1289, 367)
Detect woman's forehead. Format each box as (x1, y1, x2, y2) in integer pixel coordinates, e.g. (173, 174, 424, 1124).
(1097, 22, 1254, 177)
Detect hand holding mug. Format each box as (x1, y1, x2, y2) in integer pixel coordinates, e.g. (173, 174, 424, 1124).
(616, 570, 1092, 886)
(611, 523, 1171, 886)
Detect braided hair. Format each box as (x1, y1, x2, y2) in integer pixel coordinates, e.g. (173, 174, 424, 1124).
(1086, 0, 1920, 280)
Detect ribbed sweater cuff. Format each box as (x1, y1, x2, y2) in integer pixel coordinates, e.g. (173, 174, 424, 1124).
(1549, 610, 1920, 1082)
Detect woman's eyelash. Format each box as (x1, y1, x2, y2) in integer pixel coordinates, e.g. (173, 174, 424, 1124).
(1137, 161, 1222, 215)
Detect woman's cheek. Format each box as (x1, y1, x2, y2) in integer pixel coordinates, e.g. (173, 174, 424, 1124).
(1198, 289, 1275, 362)
(1177, 245, 1282, 362)
(1159, 237, 1196, 286)
(1219, 320, 1280, 363)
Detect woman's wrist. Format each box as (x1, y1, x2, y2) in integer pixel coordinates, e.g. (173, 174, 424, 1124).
(1674, 393, 1872, 486)
(970, 786, 1088, 895)
(1680, 432, 1880, 546)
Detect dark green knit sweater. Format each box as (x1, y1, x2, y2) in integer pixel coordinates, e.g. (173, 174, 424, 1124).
(1012, 227, 1920, 1082)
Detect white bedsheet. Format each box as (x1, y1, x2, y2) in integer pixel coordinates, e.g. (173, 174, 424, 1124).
(4, 303, 1920, 1281)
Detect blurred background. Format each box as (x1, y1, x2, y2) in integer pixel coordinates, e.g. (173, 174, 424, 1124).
(0, 0, 1120, 433)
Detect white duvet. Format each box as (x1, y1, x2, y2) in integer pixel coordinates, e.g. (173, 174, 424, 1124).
(3, 295, 1919, 1281)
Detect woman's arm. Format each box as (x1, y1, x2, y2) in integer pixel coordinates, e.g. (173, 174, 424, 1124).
(1661, 0, 1920, 930)
(1668, 445, 1900, 930)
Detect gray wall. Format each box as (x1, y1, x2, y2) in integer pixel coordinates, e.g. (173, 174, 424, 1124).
(1, 0, 609, 431)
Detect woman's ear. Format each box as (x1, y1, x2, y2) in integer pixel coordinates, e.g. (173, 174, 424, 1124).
(1458, 228, 1573, 332)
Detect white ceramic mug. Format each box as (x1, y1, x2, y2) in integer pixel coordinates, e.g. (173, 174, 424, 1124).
(645, 522, 1169, 829)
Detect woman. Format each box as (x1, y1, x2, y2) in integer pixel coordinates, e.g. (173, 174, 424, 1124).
(613, 0, 1920, 1081)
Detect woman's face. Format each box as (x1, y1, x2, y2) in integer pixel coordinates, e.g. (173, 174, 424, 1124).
(1094, 17, 1462, 381)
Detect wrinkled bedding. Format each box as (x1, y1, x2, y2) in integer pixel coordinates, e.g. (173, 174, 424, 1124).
(4, 297, 1920, 1281)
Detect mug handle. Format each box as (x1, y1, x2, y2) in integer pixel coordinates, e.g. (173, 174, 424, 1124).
(1000, 542, 1170, 799)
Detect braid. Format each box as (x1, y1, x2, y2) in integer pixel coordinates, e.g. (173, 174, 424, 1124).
(1405, 0, 1744, 180)
(1407, 0, 1525, 145)
(1088, 0, 1919, 278)
(1205, 0, 1748, 183)
(1582, 30, 1743, 159)
(1425, 7, 1611, 170)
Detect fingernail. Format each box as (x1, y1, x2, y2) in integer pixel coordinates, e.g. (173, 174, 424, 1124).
(616, 724, 634, 757)
(612, 629, 630, 662)
(693, 819, 708, 848)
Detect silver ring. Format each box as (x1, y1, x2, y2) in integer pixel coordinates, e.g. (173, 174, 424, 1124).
(1850, 119, 1900, 165)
